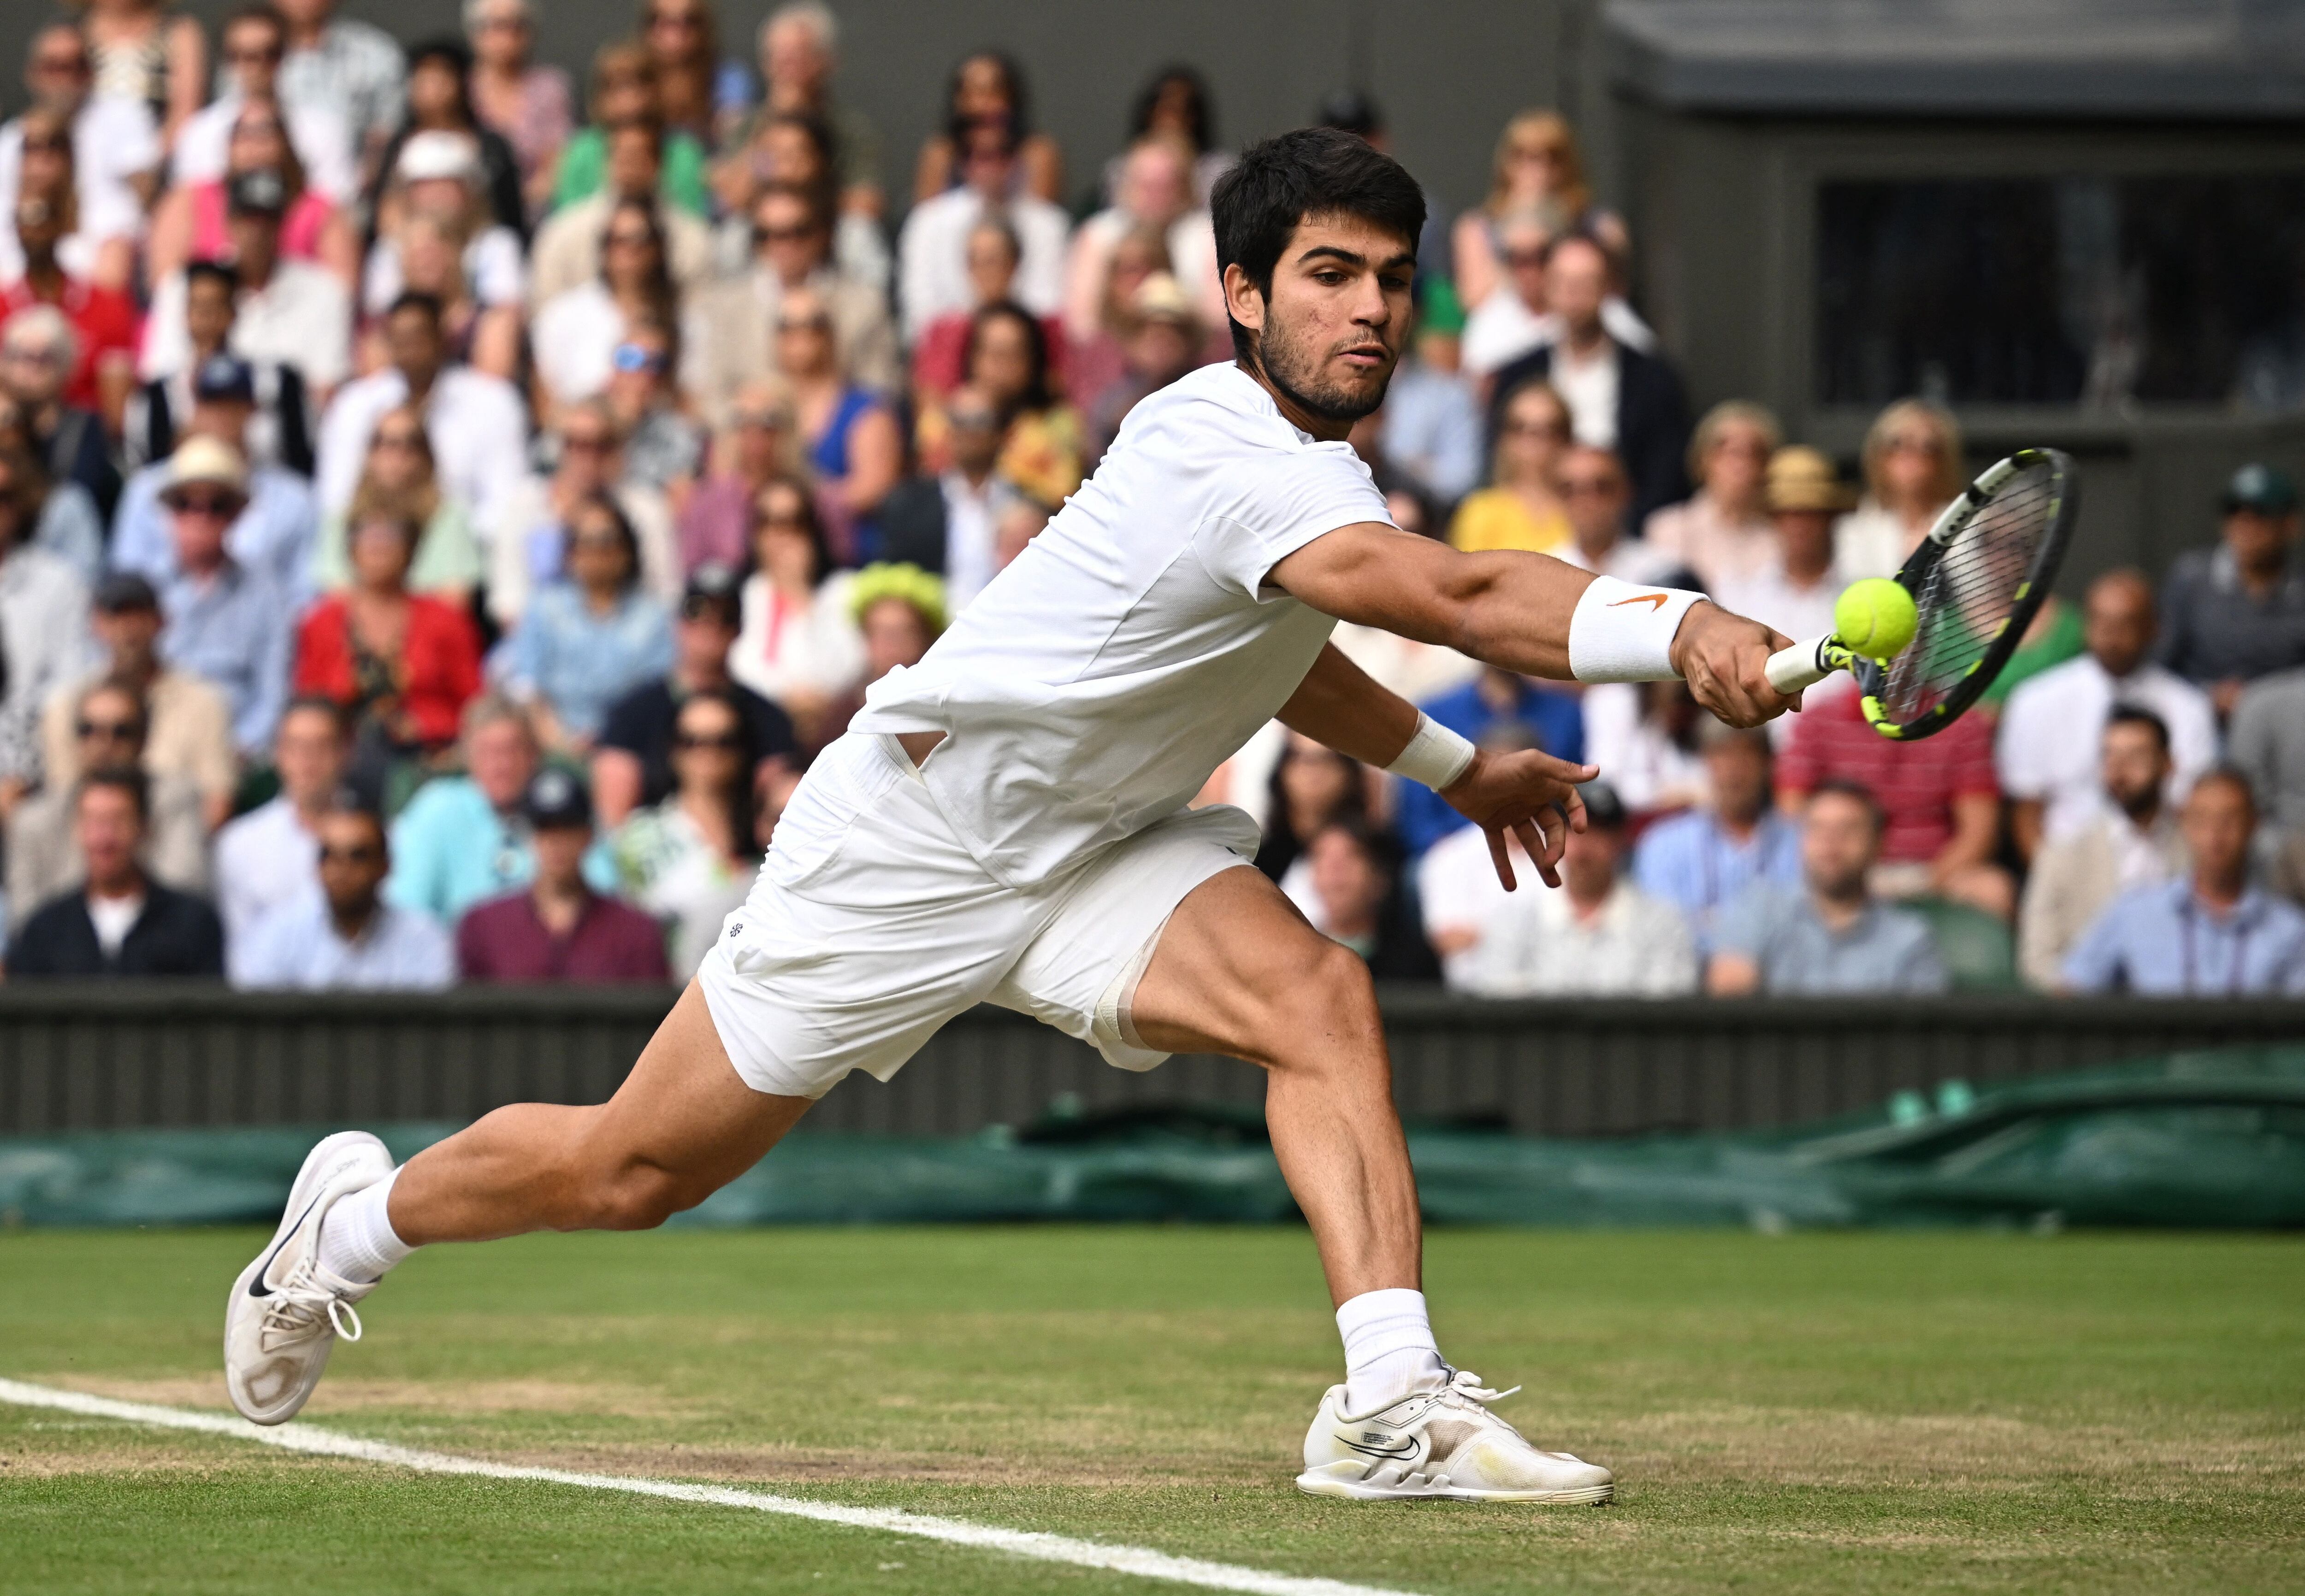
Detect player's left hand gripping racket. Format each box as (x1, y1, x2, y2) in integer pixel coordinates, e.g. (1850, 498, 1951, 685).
(1763, 447, 2081, 740)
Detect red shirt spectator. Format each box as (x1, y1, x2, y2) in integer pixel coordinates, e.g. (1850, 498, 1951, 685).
(454, 889, 671, 982)
(2, 274, 139, 415)
(292, 593, 482, 748)
(1777, 678, 1999, 864)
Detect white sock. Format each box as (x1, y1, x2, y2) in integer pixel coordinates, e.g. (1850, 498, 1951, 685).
(1336, 1288, 1448, 1415)
(315, 1167, 414, 1284)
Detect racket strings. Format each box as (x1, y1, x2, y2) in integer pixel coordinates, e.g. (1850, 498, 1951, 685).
(1875, 460, 2061, 722)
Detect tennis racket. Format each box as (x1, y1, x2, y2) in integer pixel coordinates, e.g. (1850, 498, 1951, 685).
(1762, 447, 2080, 740)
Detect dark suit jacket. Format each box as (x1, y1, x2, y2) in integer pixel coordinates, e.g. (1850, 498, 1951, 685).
(1487, 340, 1693, 532)
(875, 475, 950, 575)
(7, 883, 226, 978)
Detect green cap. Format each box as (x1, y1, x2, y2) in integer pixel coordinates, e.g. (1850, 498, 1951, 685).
(2223, 462, 2298, 515)
(1418, 276, 1466, 337)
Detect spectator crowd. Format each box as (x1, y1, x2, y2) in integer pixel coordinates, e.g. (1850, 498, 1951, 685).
(1, 0, 2302, 998)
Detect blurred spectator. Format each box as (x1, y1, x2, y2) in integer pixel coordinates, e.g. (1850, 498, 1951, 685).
(0, 444, 88, 817)
(113, 357, 317, 602)
(145, 437, 295, 758)
(487, 400, 678, 628)
(683, 181, 896, 428)
(1780, 675, 2010, 919)
(496, 491, 675, 753)
(677, 379, 797, 574)
(1451, 110, 1627, 312)
(611, 686, 759, 978)
(3, 187, 136, 432)
(275, 0, 408, 180)
(1633, 722, 1803, 955)
(1644, 400, 1781, 592)
(373, 38, 524, 239)
(1487, 232, 1690, 530)
(385, 695, 615, 925)
(312, 402, 483, 601)
(879, 382, 1018, 612)
(1712, 446, 1849, 649)
(144, 171, 350, 407)
(1583, 679, 1706, 816)
(1108, 65, 1230, 207)
(636, 0, 719, 146)
(6, 771, 223, 978)
(912, 51, 1063, 206)
(778, 282, 899, 551)
(1553, 443, 1679, 583)
(1303, 819, 1439, 982)
(1254, 732, 1370, 891)
(712, 107, 886, 292)
(1422, 780, 1694, 996)
(553, 41, 708, 218)
(1707, 780, 1948, 995)
(464, 0, 573, 222)
(174, 3, 355, 204)
(810, 563, 943, 750)
(1979, 593, 2086, 717)
(42, 572, 234, 825)
(593, 564, 796, 828)
(2019, 707, 2186, 989)
(8, 677, 208, 921)
(1833, 399, 1962, 581)
(132, 261, 324, 476)
(1448, 377, 1568, 554)
(368, 214, 514, 391)
(0, 424, 97, 582)
(1999, 569, 2217, 860)
(148, 103, 359, 290)
(2231, 667, 2305, 845)
(233, 795, 455, 989)
(0, 33, 150, 290)
(751, 3, 881, 221)
(728, 476, 862, 735)
(2, 304, 118, 518)
(362, 129, 524, 323)
(1379, 281, 1482, 506)
(530, 112, 713, 304)
(295, 503, 484, 795)
(1395, 666, 1584, 858)
(1458, 209, 1550, 381)
(83, 0, 205, 150)
(213, 696, 346, 944)
(318, 290, 527, 533)
(898, 114, 1069, 345)
(455, 766, 670, 982)
(600, 315, 703, 495)
(2063, 768, 2305, 995)
(2157, 464, 2305, 715)
(533, 194, 679, 416)
(1060, 221, 1167, 413)
(1064, 137, 1221, 347)
(1081, 273, 1203, 468)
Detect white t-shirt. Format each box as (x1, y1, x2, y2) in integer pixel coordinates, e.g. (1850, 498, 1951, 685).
(854, 362, 1392, 886)
(1550, 341, 1621, 449)
(87, 890, 144, 957)
(1997, 654, 2218, 843)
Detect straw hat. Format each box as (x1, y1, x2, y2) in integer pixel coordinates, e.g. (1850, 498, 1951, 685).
(1765, 446, 1853, 514)
(158, 436, 250, 504)
(1130, 272, 1198, 330)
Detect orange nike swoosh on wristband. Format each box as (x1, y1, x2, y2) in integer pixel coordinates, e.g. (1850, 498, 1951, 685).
(1608, 592, 1671, 611)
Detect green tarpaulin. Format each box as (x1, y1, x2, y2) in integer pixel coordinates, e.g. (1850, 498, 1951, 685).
(5, 1047, 2303, 1231)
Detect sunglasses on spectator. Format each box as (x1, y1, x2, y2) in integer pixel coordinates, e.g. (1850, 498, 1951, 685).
(605, 228, 656, 250)
(757, 504, 810, 528)
(372, 429, 424, 450)
(674, 729, 744, 750)
(1503, 248, 1548, 270)
(610, 342, 666, 374)
(20, 134, 71, 155)
(776, 314, 832, 334)
(226, 43, 283, 63)
(753, 222, 819, 245)
(1502, 418, 1567, 439)
(1884, 433, 1943, 455)
(570, 531, 626, 553)
(561, 432, 614, 454)
(319, 844, 384, 865)
(947, 407, 1001, 431)
(3, 344, 65, 366)
(734, 408, 790, 430)
(1558, 477, 1622, 498)
(168, 494, 244, 518)
(76, 718, 142, 742)
(34, 52, 89, 76)
(680, 595, 738, 624)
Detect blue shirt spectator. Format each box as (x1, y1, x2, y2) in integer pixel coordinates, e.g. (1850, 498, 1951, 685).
(1379, 354, 1483, 505)
(157, 557, 293, 758)
(1395, 668, 1584, 858)
(493, 493, 675, 749)
(1632, 724, 1803, 954)
(233, 893, 456, 990)
(385, 768, 619, 927)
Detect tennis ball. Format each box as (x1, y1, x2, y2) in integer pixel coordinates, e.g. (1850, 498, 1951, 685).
(1834, 578, 1919, 660)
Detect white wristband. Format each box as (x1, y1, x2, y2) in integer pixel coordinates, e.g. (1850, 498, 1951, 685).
(1567, 575, 1707, 683)
(1385, 712, 1477, 791)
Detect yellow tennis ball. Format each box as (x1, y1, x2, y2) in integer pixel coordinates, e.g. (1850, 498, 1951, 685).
(1835, 578, 1919, 660)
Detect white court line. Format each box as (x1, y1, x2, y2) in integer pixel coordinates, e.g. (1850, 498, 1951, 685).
(0, 1378, 1422, 1596)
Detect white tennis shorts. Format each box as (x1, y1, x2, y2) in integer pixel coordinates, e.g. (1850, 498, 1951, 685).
(697, 732, 1259, 1099)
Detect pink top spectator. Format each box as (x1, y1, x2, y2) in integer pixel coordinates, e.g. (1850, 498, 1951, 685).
(189, 181, 335, 265)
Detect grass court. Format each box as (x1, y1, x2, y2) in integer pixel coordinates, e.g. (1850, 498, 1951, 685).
(4, 1225, 2301, 1593)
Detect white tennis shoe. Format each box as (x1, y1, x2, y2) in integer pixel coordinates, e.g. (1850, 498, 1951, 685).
(224, 1130, 392, 1425)
(1296, 1369, 1614, 1503)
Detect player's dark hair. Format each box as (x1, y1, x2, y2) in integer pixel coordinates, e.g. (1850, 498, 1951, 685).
(2106, 704, 2171, 756)
(1211, 126, 1425, 362)
(1808, 777, 1884, 836)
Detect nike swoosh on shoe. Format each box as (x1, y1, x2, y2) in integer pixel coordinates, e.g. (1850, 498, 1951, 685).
(247, 1195, 325, 1299)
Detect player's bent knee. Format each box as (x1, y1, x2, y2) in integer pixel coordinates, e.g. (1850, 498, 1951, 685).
(1256, 941, 1384, 1075)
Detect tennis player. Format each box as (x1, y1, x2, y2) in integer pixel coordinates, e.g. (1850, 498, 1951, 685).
(226, 128, 1797, 1502)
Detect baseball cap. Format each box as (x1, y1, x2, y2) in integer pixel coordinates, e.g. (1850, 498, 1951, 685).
(225, 166, 289, 217)
(521, 766, 592, 831)
(2223, 463, 2298, 515)
(92, 571, 160, 613)
(158, 436, 250, 504)
(1577, 778, 1628, 830)
(191, 353, 256, 405)
(680, 562, 741, 622)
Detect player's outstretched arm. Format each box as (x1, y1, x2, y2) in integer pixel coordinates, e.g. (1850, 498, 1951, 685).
(1267, 522, 1801, 727)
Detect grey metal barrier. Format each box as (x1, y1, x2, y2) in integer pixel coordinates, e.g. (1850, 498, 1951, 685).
(1, 984, 2301, 1138)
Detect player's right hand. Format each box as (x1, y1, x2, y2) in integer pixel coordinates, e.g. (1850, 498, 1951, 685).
(1673, 601, 1803, 727)
(1441, 749, 1598, 891)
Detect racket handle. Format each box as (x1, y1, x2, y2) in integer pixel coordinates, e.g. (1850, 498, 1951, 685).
(1765, 634, 1837, 695)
